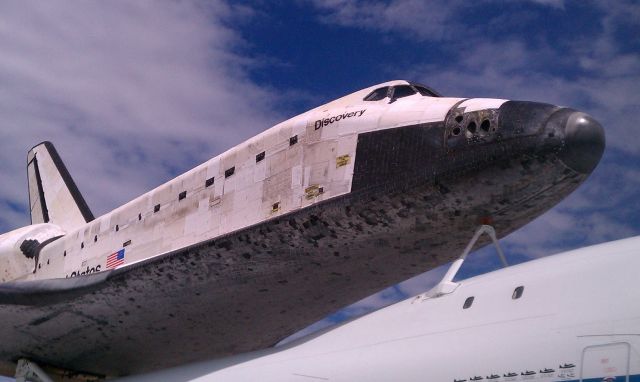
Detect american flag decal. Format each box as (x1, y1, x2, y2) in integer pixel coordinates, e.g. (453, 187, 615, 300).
(106, 249, 125, 269)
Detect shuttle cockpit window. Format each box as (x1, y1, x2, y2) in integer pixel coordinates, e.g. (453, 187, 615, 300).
(363, 86, 390, 101)
(410, 82, 441, 97)
(363, 83, 441, 102)
(413, 85, 439, 97)
(390, 85, 416, 99)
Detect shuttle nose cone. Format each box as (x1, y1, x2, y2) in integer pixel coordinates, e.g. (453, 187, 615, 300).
(496, 101, 605, 175)
(548, 110, 605, 174)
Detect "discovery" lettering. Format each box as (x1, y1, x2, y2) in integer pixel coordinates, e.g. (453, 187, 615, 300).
(315, 109, 366, 130)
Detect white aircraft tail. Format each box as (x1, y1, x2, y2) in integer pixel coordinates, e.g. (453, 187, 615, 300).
(27, 142, 94, 231)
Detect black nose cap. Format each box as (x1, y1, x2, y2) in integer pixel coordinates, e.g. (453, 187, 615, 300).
(556, 111, 605, 174)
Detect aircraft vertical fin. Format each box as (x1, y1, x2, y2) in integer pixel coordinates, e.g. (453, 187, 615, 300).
(27, 142, 94, 231)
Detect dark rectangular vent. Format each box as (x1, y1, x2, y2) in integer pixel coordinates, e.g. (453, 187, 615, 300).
(225, 167, 235, 178)
(256, 151, 265, 163)
(178, 191, 187, 201)
(289, 135, 298, 146)
(205, 177, 215, 187)
(154, 204, 160, 213)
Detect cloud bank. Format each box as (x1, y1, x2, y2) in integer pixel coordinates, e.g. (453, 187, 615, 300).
(0, 0, 281, 231)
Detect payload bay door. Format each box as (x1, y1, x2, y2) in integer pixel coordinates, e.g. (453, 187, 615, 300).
(581, 342, 630, 381)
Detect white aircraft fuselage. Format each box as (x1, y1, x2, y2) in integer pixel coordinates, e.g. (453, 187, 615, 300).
(120, 235, 640, 382)
(0, 80, 606, 377)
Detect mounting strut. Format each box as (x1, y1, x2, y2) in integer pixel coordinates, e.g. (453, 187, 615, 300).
(14, 359, 54, 382)
(424, 224, 507, 298)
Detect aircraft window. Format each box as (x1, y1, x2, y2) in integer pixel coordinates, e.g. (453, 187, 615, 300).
(414, 85, 438, 97)
(123, 240, 132, 247)
(363, 86, 390, 101)
(463, 296, 474, 309)
(154, 204, 160, 213)
(225, 167, 235, 178)
(289, 135, 298, 146)
(512, 286, 524, 299)
(391, 85, 417, 99)
(94, 235, 98, 243)
(138, 213, 142, 221)
(205, 176, 215, 188)
(115, 225, 119, 232)
(178, 191, 187, 201)
(256, 151, 265, 163)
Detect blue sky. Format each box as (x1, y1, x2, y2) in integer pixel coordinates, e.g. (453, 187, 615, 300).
(0, 0, 639, 367)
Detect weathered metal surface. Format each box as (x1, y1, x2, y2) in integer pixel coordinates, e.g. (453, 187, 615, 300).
(0, 119, 595, 376)
(0, 81, 605, 377)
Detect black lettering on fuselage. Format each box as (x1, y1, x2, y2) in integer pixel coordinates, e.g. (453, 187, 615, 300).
(65, 264, 102, 278)
(315, 109, 366, 130)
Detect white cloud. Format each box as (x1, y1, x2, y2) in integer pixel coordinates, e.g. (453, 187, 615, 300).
(0, 1, 282, 231)
(310, 0, 459, 41)
(309, 0, 570, 41)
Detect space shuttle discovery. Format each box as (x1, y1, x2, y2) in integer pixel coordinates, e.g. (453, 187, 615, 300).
(0, 80, 605, 378)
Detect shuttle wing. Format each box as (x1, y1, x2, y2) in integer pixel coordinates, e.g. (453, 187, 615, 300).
(2, 206, 448, 378)
(0, 239, 319, 377)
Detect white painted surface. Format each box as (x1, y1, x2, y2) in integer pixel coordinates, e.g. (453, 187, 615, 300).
(27, 145, 87, 232)
(459, 98, 508, 113)
(1, 81, 479, 282)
